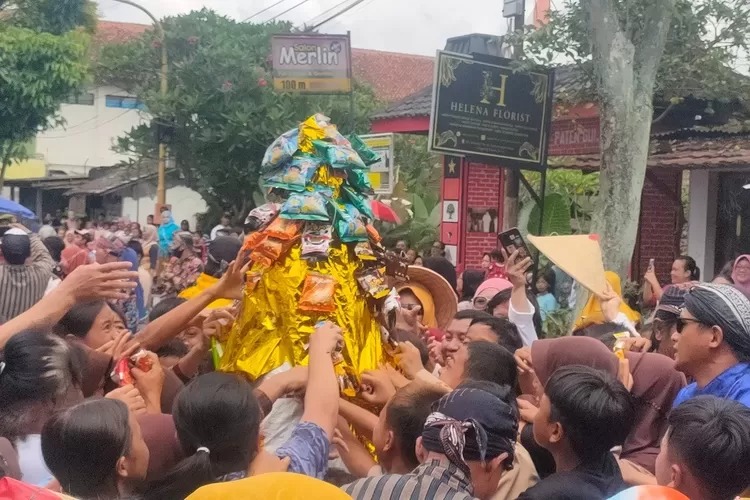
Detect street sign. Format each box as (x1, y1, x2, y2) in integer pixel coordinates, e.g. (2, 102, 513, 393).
(361, 133, 395, 195)
(271, 34, 352, 94)
(428, 51, 554, 171)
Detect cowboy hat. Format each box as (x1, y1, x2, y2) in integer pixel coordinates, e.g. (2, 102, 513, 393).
(398, 265, 458, 329)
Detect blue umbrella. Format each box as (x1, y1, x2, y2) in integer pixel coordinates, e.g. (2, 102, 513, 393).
(0, 197, 37, 220)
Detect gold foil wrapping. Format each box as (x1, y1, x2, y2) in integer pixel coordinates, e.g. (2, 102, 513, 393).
(220, 243, 384, 386)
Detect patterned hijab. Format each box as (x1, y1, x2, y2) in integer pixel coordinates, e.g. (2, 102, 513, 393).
(684, 283, 750, 360)
(421, 387, 518, 476)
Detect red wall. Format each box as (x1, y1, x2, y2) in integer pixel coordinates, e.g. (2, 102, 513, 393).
(462, 163, 505, 269)
(633, 170, 683, 283)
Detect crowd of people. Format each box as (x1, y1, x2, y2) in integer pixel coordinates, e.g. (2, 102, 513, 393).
(0, 209, 750, 500)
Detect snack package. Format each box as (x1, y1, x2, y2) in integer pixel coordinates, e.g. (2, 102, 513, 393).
(366, 223, 382, 244)
(335, 204, 368, 243)
(244, 203, 280, 232)
(346, 169, 374, 194)
(301, 222, 333, 261)
(130, 350, 153, 372)
(384, 253, 409, 280)
(342, 185, 374, 219)
(356, 267, 391, 300)
(354, 241, 377, 261)
(262, 128, 298, 171)
(299, 114, 331, 153)
(613, 332, 630, 359)
(313, 140, 367, 171)
(250, 251, 273, 268)
(280, 190, 331, 222)
(265, 217, 303, 241)
(299, 272, 337, 312)
(264, 156, 322, 193)
(211, 337, 224, 370)
(245, 271, 262, 294)
(110, 357, 134, 387)
(382, 288, 401, 332)
(255, 237, 286, 263)
(348, 134, 381, 166)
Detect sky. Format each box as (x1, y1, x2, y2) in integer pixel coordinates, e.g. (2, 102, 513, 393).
(98, 0, 535, 56)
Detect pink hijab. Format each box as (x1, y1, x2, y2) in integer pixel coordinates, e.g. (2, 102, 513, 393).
(473, 278, 513, 299)
(731, 255, 750, 296)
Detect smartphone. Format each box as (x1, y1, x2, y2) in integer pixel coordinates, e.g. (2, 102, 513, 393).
(498, 227, 532, 260)
(648, 258, 655, 272)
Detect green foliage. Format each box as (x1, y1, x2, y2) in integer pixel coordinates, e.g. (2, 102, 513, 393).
(543, 308, 574, 338)
(517, 0, 750, 103)
(98, 9, 380, 221)
(7, 0, 97, 35)
(520, 169, 599, 234)
(0, 26, 89, 182)
(527, 192, 572, 236)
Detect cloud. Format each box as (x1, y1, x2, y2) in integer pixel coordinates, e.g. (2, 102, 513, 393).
(98, 0, 525, 56)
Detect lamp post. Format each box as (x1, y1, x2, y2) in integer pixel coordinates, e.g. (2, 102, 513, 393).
(112, 0, 168, 206)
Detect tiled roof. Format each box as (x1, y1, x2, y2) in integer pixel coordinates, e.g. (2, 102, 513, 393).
(94, 21, 434, 104)
(549, 135, 750, 171)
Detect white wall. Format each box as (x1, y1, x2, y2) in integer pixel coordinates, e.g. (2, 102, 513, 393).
(121, 183, 208, 231)
(687, 170, 718, 279)
(36, 85, 146, 175)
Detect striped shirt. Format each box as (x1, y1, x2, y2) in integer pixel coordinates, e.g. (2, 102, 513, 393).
(0, 235, 54, 322)
(342, 459, 477, 500)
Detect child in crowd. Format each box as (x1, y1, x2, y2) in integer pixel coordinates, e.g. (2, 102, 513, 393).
(535, 267, 559, 321)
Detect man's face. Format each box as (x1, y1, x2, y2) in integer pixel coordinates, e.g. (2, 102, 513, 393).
(439, 343, 469, 389)
(672, 311, 714, 376)
(532, 394, 558, 451)
(442, 318, 472, 358)
(655, 431, 674, 488)
(221, 216, 231, 226)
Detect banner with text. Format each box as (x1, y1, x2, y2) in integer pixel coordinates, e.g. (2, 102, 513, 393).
(361, 133, 395, 195)
(428, 51, 554, 171)
(271, 34, 352, 94)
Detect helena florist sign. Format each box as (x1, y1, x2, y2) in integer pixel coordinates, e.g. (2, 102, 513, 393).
(428, 51, 554, 171)
(271, 34, 352, 94)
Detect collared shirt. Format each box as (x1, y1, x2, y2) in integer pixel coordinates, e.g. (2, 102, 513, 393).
(0, 235, 53, 321)
(342, 459, 477, 500)
(673, 362, 750, 408)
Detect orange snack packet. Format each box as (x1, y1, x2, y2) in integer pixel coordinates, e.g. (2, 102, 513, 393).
(265, 218, 302, 241)
(299, 272, 337, 312)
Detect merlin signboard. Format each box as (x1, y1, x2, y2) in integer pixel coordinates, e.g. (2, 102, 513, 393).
(428, 51, 554, 171)
(271, 34, 352, 94)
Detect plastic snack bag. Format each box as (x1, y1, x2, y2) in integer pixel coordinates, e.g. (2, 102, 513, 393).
(265, 217, 303, 241)
(335, 204, 368, 243)
(346, 169, 374, 194)
(262, 128, 299, 171)
(313, 140, 367, 171)
(356, 267, 390, 300)
(354, 241, 377, 261)
(301, 222, 333, 261)
(264, 156, 321, 193)
(299, 272, 337, 312)
(348, 134, 381, 166)
(280, 190, 331, 222)
(244, 203, 280, 232)
(342, 185, 374, 220)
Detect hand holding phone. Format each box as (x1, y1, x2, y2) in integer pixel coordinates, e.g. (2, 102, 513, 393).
(498, 228, 532, 261)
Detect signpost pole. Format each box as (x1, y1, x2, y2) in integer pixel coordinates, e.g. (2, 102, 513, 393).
(347, 31, 356, 133)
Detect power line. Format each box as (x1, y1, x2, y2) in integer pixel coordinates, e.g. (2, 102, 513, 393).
(301, 0, 354, 28)
(309, 0, 368, 30)
(267, 0, 311, 22)
(242, 0, 292, 22)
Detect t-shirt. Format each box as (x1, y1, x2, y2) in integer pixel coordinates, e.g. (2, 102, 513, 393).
(517, 454, 626, 500)
(673, 362, 750, 408)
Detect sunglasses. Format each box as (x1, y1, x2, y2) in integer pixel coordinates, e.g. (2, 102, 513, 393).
(675, 318, 708, 333)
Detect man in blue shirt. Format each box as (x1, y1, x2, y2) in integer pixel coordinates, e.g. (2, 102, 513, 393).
(672, 283, 750, 408)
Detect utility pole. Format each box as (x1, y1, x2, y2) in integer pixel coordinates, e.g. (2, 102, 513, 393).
(112, 0, 169, 207)
(502, 0, 525, 231)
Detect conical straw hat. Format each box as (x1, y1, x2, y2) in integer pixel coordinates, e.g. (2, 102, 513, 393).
(528, 234, 607, 297)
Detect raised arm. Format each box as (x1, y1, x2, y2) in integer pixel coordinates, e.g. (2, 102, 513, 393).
(301, 322, 342, 439)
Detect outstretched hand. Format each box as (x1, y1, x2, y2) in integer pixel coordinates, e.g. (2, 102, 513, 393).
(59, 262, 139, 302)
(211, 259, 250, 301)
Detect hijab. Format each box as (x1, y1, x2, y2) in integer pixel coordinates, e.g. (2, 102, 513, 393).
(474, 278, 513, 298)
(141, 224, 158, 248)
(158, 212, 179, 256)
(531, 336, 685, 473)
(731, 255, 750, 297)
(574, 271, 641, 330)
(186, 473, 351, 500)
(396, 282, 437, 328)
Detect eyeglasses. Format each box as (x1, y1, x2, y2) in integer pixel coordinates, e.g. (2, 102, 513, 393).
(675, 318, 708, 333)
(473, 296, 489, 309)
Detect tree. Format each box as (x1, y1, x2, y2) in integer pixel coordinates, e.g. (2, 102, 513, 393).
(0, 27, 89, 190)
(97, 9, 381, 221)
(517, 0, 750, 276)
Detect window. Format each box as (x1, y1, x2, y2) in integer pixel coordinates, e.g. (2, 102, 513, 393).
(105, 95, 145, 110)
(64, 91, 95, 105)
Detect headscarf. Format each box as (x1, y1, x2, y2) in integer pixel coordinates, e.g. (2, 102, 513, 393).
(396, 282, 437, 328)
(474, 278, 513, 299)
(684, 283, 750, 360)
(158, 211, 179, 256)
(574, 271, 641, 330)
(421, 387, 518, 477)
(461, 269, 486, 302)
(731, 255, 750, 297)
(141, 224, 158, 247)
(186, 472, 351, 500)
(531, 336, 685, 473)
(423, 256, 458, 292)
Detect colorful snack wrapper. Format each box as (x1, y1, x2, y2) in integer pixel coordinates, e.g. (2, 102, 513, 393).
(299, 114, 331, 153)
(265, 218, 302, 241)
(245, 271, 262, 294)
(262, 128, 299, 171)
(280, 190, 330, 222)
(335, 204, 368, 243)
(264, 156, 321, 193)
(250, 252, 272, 268)
(366, 223, 382, 244)
(130, 350, 153, 372)
(384, 253, 409, 281)
(348, 134, 381, 166)
(354, 241, 377, 261)
(313, 140, 367, 171)
(301, 222, 332, 261)
(342, 185, 374, 220)
(299, 272, 337, 312)
(110, 357, 134, 387)
(356, 267, 390, 300)
(244, 202, 280, 231)
(347, 169, 374, 194)
(256, 237, 288, 263)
